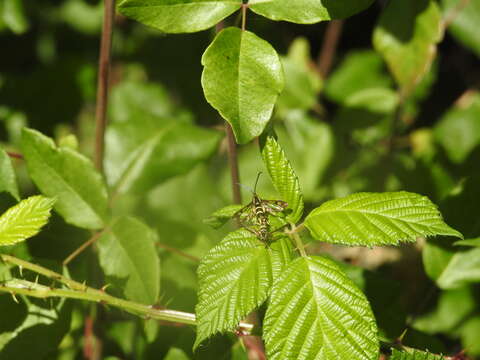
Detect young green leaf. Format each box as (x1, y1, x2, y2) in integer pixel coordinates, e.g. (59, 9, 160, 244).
(390, 348, 445, 360)
(304, 192, 462, 246)
(201, 27, 284, 144)
(249, 0, 374, 24)
(117, 0, 241, 34)
(261, 136, 304, 223)
(0, 148, 20, 200)
(194, 229, 288, 349)
(21, 128, 108, 230)
(373, 0, 442, 96)
(263, 256, 379, 360)
(203, 204, 243, 229)
(97, 216, 160, 304)
(0, 195, 55, 246)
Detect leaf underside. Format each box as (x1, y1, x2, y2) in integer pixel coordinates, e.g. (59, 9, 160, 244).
(305, 192, 462, 246)
(261, 136, 304, 224)
(390, 348, 445, 360)
(263, 256, 379, 360)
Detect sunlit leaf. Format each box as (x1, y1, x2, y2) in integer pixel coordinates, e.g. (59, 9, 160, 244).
(249, 0, 374, 24)
(305, 192, 462, 246)
(0, 148, 19, 200)
(21, 128, 108, 230)
(263, 256, 378, 360)
(202, 27, 284, 144)
(97, 216, 160, 304)
(0, 196, 54, 246)
(373, 0, 442, 96)
(117, 0, 241, 33)
(194, 229, 289, 349)
(261, 136, 303, 223)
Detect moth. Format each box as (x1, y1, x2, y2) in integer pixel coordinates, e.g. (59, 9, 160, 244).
(234, 172, 288, 243)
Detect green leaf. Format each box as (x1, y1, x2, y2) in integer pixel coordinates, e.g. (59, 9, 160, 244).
(455, 237, 480, 247)
(442, 0, 480, 57)
(390, 348, 445, 360)
(263, 256, 378, 360)
(435, 247, 480, 289)
(117, 0, 241, 34)
(97, 216, 160, 304)
(413, 287, 475, 334)
(277, 37, 322, 111)
(249, 0, 374, 24)
(203, 204, 243, 229)
(434, 92, 480, 164)
(0, 148, 20, 200)
(325, 50, 392, 105)
(373, 0, 442, 96)
(0, 195, 54, 246)
(201, 27, 284, 144)
(261, 136, 304, 223)
(194, 229, 289, 349)
(21, 128, 108, 230)
(106, 122, 221, 194)
(1, 0, 29, 34)
(304, 192, 462, 246)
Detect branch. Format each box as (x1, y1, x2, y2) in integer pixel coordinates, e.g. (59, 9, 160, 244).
(0, 254, 254, 332)
(317, 20, 344, 77)
(94, 0, 116, 173)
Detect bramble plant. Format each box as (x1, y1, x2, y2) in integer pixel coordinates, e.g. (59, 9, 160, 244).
(1, 0, 480, 359)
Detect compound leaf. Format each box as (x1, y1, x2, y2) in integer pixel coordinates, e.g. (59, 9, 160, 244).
(21, 128, 108, 230)
(0, 195, 54, 246)
(202, 27, 284, 144)
(263, 256, 378, 360)
(261, 136, 304, 223)
(194, 229, 288, 349)
(304, 192, 462, 246)
(117, 0, 241, 34)
(249, 0, 374, 24)
(0, 148, 20, 200)
(97, 216, 160, 304)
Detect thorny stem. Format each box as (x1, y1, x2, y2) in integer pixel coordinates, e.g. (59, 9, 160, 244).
(94, 0, 115, 173)
(0, 254, 254, 332)
(317, 20, 344, 77)
(225, 123, 242, 204)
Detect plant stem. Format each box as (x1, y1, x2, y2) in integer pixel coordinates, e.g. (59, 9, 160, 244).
(0, 254, 254, 332)
(6, 151, 23, 159)
(241, 4, 247, 32)
(156, 242, 200, 262)
(63, 230, 106, 266)
(94, 0, 116, 173)
(225, 122, 242, 204)
(289, 224, 307, 257)
(317, 20, 344, 77)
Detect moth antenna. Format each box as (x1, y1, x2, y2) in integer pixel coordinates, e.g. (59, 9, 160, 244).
(254, 172, 262, 193)
(236, 182, 254, 194)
